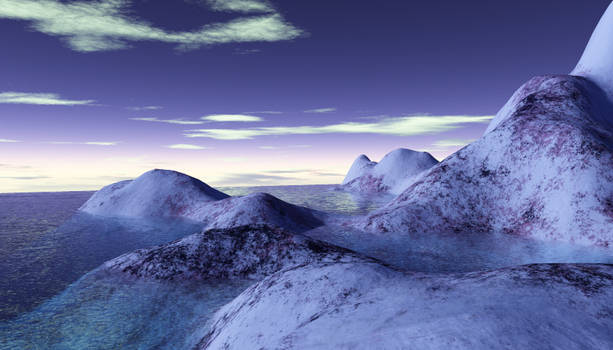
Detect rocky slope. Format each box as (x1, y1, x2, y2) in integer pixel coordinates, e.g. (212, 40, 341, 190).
(341, 148, 438, 194)
(103, 225, 370, 281)
(358, 75, 613, 246)
(198, 263, 613, 350)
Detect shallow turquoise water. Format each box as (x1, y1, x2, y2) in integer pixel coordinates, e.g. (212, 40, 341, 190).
(1, 185, 612, 349)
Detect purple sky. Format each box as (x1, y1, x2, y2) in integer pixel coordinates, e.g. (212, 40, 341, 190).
(0, 0, 609, 192)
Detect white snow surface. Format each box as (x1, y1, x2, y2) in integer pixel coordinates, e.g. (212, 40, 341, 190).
(360, 75, 613, 246)
(199, 262, 613, 350)
(79, 169, 229, 219)
(572, 1, 613, 104)
(341, 149, 438, 194)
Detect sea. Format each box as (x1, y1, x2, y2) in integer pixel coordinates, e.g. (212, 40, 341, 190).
(1, 185, 612, 349)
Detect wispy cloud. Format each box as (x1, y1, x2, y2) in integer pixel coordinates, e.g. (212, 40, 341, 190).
(0, 175, 50, 180)
(166, 144, 209, 150)
(432, 138, 477, 148)
(0, 92, 94, 106)
(258, 144, 311, 150)
(46, 141, 118, 146)
(244, 110, 282, 114)
(0, 0, 303, 52)
(206, 0, 274, 13)
(0, 138, 20, 143)
(215, 172, 296, 185)
(185, 115, 493, 140)
(201, 114, 263, 122)
(130, 117, 204, 125)
(233, 48, 261, 55)
(127, 105, 162, 111)
(304, 107, 336, 113)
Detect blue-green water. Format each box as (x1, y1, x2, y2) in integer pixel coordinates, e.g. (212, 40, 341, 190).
(1, 186, 612, 349)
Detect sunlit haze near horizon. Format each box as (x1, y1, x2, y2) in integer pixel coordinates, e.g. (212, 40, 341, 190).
(0, 0, 610, 192)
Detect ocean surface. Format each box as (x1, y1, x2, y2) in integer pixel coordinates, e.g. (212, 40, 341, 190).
(1, 185, 612, 349)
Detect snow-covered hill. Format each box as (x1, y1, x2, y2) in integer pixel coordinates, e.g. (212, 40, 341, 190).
(358, 75, 613, 246)
(80, 169, 229, 219)
(572, 1, 613, 105)
(103, 225, 369, 281)
(341, 149, 438, 194)
(199, 263, 613, 349)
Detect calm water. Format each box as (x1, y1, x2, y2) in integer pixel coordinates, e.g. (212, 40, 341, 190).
(1, 185, 612, 349)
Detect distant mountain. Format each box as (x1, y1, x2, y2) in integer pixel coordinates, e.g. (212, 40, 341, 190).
(79, 169, 229, 219)
(341, 148, 438, 194)
(80, 169, 325, 233)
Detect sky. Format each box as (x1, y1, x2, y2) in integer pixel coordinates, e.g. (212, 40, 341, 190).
(0, 0, 610, 192)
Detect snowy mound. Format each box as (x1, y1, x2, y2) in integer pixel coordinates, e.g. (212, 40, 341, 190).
(195, 192, 325, 232)
(80, 169, 229, 219)
(198, 263, 613, 349)
(572, 2, 613, 104)
(341, 149, 438, 194)
(361, 75, 613, 246)
(103, 225, 368, 281)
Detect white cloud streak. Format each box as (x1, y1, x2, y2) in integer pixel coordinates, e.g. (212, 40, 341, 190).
(127, 105, 162, 111)
(201, 114, 263, 122)
(166, 144, 209, 150)
(304, 107, 336, 113)
(185, 115, 493, 140)
(0, 138, 20, 143)
(130, 117, 204, 125)
(47, 141, 118, 146)
(206, 0, 273, 13)
(0, 0, 303, 52)
(0, 92, 95, 106)
(432, 138, 477, 148)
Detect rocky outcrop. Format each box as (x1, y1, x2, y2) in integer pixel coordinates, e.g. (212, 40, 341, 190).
(103, 225, 369, 281)
(359, 75, 613, 246)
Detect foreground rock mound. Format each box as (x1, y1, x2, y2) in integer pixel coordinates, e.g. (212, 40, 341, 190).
(103, 225, 368, 281)
(80, 169, 229, 219)
(341, 148, 438, 194)
(361, 75, 613, 246)
(199, 263, 613, 349)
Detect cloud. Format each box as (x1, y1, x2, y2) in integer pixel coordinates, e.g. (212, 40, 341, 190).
(0, 138, 20, 143)
(201, 114, 263, 122)
(185, 115, 493, 140)
(304, 107, 336, 113)
(47, 141, 118, 146)
(233, 48, 261, 55)
(166, 144, 209, 150)
(432, 138, 477, 148)
(215, 172, 296, 185)
(0, 0, 303, 52)
(130, 117, 204, 125)
(258, 144, 311, 150)
(206, 0, 273, 13)
(244, 110, 282, 114)
(0, 92, 94, 106)
(127, 105, 162, 111)
(0, 175, 50, 180)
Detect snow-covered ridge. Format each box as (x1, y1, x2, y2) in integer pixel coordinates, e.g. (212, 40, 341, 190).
(199, 263, 613, 349)
(572, 1, 613, 104)
(80, 170, 325, 233)
(341, 148, 438, 194)
(103, 225, 370, 281)
(80, 169, 229, 219)
(360, 75, 613, 246)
